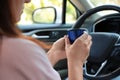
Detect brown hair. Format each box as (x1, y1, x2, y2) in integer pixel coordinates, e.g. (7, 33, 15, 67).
(0, 0, 51, 50)
(0, 0, 21, 37)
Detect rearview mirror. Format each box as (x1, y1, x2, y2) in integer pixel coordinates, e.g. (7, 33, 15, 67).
(32, 7, 56, 23)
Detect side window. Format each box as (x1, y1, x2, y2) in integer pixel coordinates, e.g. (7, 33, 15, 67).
(18, 0, 77, 25)
(66, 1, 77, 24)
(19, 0, 63, 24)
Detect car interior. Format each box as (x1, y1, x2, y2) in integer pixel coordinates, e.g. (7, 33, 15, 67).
(18, 0, 120, 80)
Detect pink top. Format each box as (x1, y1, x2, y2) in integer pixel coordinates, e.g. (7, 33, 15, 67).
(0, 36, 61, 80)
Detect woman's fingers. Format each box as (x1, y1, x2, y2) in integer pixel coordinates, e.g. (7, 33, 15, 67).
(65, 32, 92, 52)
(73, 32, 92, 50)
(78, 31, 88, 41)
(65, 35, 71, 48)
(84, 35, 92, 45)
(86, 35, 92, 51)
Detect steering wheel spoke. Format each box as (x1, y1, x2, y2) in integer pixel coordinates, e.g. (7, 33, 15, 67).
(84, 60, 107, 77)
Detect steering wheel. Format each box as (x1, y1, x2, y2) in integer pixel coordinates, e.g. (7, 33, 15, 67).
(72, 5, 120, 80)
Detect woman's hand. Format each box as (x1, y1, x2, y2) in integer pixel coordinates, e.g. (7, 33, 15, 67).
(65, 32, 92, 64)
(47, 37, 66, 66)
(65, 32, 92, 80)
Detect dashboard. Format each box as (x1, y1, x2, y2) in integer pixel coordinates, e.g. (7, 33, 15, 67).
(93, 13, 120, 34)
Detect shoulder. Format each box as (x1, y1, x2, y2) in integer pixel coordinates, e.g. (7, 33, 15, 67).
(3, 36, 41, 48)
(2, 36, 45, 52)
(2, 36, 47, 62)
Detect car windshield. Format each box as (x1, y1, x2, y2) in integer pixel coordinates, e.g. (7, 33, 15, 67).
(89, 0, 120, 7)
(89, 0, 120, 15)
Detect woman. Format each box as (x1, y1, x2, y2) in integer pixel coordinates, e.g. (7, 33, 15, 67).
(0, 0, 92, 80)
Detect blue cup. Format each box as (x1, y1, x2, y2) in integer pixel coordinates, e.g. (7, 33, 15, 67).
(68, 29, 86, 44)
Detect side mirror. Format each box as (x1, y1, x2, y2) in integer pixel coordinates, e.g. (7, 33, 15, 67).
(32, 7, 56, 23)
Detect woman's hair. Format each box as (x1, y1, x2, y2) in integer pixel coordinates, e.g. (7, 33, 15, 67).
(0, 0, 51, 50)
(0, 0, 21, 37)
